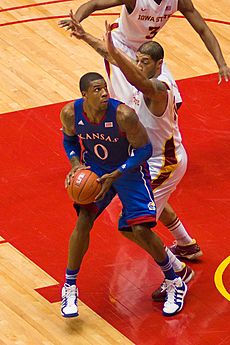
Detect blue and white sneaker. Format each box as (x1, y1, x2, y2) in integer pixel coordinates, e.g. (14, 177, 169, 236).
(163, 277, 187, 316)
(61, 283, 79, 318)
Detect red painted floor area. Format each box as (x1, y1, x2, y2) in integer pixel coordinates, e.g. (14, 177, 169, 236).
(0, 74, 230, 345)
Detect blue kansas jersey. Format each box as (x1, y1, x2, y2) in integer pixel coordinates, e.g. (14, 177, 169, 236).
(74, 98, 130, 172)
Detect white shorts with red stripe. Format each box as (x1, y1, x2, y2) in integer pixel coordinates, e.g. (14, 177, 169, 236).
(149, 144, 188, 220)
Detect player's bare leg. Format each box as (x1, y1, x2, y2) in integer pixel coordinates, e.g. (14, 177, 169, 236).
(61, 208, 96, 318)
(68, 208, 95, 269)
(160, 202, 203, 260)
(121, 229, 193, 275)
(122, 229, 193, 301)
(131, 224, 166, 261)
(125, 224, 187, 316)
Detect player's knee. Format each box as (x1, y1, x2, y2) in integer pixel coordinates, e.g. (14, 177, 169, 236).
(76, 208, 95, 232)
(132, 224, 150, 239)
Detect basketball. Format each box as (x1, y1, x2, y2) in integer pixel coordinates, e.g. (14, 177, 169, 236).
(67, 169, 101, 204)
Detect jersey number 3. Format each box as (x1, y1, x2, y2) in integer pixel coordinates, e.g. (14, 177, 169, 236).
(145, 26, 160, 39)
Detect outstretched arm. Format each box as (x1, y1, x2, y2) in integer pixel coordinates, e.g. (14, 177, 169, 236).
(178, 0, 230, 83)
(105, 21, 167, 101)
(59, 0, 125, 29)
(73, 0, 124, 22)
(69, 11, 116, 64)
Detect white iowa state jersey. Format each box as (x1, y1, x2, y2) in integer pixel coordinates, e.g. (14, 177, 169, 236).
(132, 76, 183, 170)
(112, 0, 178, 51)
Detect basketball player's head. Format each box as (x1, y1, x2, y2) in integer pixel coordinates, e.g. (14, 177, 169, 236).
(136, 42, 164, 79)
(80, 72, 109, 111)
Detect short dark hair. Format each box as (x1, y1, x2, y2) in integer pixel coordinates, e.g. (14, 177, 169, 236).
(79, 72, 104, 92)
(137, 41, 164, 62)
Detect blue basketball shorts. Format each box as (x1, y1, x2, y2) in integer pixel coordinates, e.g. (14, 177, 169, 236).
(74, 163, 157, 231)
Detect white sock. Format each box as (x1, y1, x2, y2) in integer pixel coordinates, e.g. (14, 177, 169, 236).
(167, 217, 193, 245)
(165, 246, 183, 271)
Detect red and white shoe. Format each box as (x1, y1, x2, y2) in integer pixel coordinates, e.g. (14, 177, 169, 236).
(169, 239, 203, 260)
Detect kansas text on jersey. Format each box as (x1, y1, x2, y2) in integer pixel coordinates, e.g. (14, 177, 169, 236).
(74, 98, 130, 172)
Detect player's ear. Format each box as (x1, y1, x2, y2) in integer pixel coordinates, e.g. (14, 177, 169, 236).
(81, 91, 87, 98)
(157, 59, 163, 69)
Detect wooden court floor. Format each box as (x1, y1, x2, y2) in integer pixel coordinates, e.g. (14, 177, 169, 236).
(0, 1, 230, 344)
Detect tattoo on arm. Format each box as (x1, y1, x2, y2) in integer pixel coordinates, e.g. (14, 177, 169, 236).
(60, 104, 75, 134)
(84, 34, 116, 63)
(154, 80, 167, 92)
(95, 46, 110, 60)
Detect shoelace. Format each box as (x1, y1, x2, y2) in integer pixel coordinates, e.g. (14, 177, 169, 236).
(63, 284, 77, 306)
(160, 281, 167, 292)
(165, 281, 177, 304)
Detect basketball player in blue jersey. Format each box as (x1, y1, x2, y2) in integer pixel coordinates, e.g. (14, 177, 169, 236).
(60, 72, 187, 318)
(67, 17, 200, 300)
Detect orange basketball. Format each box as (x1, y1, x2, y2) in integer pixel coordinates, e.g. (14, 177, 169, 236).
(67, 169, 101, 204)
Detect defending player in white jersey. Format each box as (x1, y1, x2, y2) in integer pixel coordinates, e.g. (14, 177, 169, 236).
(131, 64, 186, 219)
(59, 0, 230, 107)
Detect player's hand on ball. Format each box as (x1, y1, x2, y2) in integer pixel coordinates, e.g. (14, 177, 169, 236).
(95, 170, 122, 201)
(65, 164, 90, 188)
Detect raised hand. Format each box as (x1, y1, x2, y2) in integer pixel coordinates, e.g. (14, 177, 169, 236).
(58, 14, 76, 31)
(218, 64, 230, 84)
(58, 10, 83, 34)
(104, 20, 116, 55)
(69, 10, 86, 39)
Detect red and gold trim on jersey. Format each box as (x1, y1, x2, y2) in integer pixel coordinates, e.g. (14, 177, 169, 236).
(151, 136, 178, 190)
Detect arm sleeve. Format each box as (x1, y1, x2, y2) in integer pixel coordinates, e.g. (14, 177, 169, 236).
(63, 132, 81, 160)
(118, 142, 152, 174)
